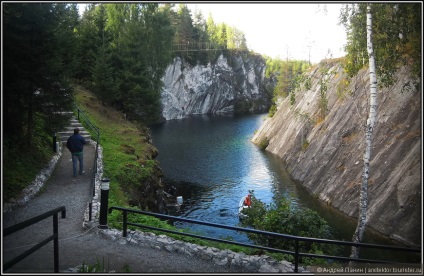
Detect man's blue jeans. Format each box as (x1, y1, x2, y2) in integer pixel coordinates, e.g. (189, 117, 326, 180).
(72, 153, 84, 177)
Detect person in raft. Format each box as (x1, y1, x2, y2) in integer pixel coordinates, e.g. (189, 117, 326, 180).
(243, 194, 252, 207)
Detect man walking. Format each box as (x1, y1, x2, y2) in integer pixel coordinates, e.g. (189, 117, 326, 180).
(66, 127, 86, 177)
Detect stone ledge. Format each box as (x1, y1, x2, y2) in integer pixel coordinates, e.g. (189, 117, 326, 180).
(3, 144, 63, 214)
(95, 228, 309, 273)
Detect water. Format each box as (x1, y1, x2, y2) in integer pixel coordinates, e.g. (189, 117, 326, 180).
(150, 113, 420, 262)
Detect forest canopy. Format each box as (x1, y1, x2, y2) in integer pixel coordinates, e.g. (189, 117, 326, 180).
(3, 3, 254, 142)
(340, 3, 421, 87)
(3, 2, 420, 148)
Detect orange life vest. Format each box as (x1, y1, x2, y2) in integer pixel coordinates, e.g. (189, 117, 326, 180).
(244, 195, 251, 207)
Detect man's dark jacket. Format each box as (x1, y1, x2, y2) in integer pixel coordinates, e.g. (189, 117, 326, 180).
(67, 134, 86, 153)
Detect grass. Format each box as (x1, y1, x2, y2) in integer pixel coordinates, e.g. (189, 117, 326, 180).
(78, 257, 132, 273)
(73, 85, 155, 208)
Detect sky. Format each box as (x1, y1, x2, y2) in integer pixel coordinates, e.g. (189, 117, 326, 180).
(186, 3, 347, 64)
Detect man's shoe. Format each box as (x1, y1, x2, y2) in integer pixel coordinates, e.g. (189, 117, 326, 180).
(80, 171, 85, 175)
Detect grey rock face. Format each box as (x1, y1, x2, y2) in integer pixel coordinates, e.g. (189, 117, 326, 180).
(161, 54, 271, 120)
(252, 60, 421, 247)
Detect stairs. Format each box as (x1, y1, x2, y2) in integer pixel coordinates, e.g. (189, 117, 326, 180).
(57, 112, 91, 144)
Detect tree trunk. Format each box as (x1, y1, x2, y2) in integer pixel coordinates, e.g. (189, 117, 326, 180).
(27, 93, 34, 147)
(349, 3, 378, 264)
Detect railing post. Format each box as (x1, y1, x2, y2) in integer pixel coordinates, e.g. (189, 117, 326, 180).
(88, 201, 92, 221)
(92, 143, 99, 198)
(53, 213, 59, 273)
(52, 131, 57, 153)
(4, 207, 66, 272)
(98, 178, 110, 229)
(294, 240, 299, 273)
(123, 210, 128, 237)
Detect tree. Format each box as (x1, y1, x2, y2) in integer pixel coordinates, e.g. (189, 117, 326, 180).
(3, 3, 76, 145)
(173, 4, 195, 62)
(340, 3, 421, 86)
(89, 4, 119, 104)
(191, 8, 209, 64)
(217, 23, 227, 48)
(206, 13, 217, 45)
(74, 4, 99, 84)
(272, 59, 310, 101)
(100, 3, 173, 122)
(340, 2, 421, 262)
(227, 26, 247, 50)
(92, 47, 117, 104)
(349, 4, 378, 263)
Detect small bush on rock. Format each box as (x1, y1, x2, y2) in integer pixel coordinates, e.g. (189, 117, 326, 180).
(240, 195, 340, 265)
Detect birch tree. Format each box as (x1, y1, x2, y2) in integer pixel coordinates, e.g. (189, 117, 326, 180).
(349, 4, 378, 262)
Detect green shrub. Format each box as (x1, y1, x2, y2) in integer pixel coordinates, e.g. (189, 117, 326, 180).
(304, 76, 312, 90)
(240, 195, 340, 265)
(78, 257, 112, 273)
(268, 104, 277, 117)
(290, 91, 296, 105)
(258, 137, 269, 150)
(78, 257, 133, 273)
(302, 139, 310, 151)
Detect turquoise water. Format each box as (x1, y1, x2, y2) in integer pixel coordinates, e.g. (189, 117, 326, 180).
(150, 113, 420, 262)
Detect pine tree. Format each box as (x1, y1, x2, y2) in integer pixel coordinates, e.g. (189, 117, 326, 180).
(3, 3, 76, 145)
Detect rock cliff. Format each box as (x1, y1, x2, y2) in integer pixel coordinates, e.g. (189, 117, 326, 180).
(252, 59, 421, 247)
(160, 53, 271, 120)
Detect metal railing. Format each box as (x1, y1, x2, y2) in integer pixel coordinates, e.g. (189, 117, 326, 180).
(3, 206, 66, 272)
(172, 42, 227, 52)
(172, 43, 250, 53)
(109, 206, 421, 273)
(73, 104, 100, 220)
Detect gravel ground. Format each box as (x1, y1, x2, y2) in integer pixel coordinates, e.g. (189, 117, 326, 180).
(2, 145, 241, 273)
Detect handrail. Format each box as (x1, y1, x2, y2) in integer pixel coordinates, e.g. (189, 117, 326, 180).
(172, 42, 227, 52)
(73, 103, 100, 145)
(3, 206, 66, 272)
(109, 206, 421, 273)
(73, 103, 100, 220)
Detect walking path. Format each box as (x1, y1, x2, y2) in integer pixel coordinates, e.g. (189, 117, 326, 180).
(2, 143, 245, 273)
